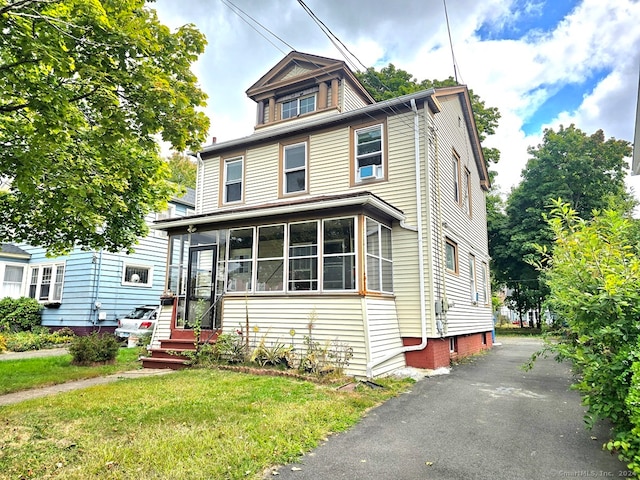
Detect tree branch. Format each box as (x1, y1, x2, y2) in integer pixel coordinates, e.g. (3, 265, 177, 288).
(0, 57, 41, 72)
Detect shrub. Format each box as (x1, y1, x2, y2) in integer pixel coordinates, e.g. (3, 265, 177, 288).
(213, 332, 247, 363)
(69, 333, 120, 365)
(250, 337, 293, 367)
(530, 202, 640, 474)
(0, 297, 43, 332)
(0, 334, 6, 352)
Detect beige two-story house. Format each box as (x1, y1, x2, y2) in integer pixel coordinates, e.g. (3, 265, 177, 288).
(148, 51, 493, 377)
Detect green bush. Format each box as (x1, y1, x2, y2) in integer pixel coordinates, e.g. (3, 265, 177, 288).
(531, 202, 640, 473)
(69, 333, 120, 365)
(0, 297, 43, 332)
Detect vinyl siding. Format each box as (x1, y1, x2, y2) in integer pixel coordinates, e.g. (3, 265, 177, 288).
(342, 81, 369, 112)
(151, 304, 173, 349)
(432, 95, 493, 335)
(365, 297, 406, 377)
(221, 295, 369, 377)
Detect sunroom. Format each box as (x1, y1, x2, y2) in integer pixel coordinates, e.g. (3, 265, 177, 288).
(151, 192, 407, 376)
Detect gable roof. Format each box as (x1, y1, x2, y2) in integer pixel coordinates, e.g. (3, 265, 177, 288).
(0, 243, 31, 260)
(433, 85, 491, 190)
(246, 51, 375, 104)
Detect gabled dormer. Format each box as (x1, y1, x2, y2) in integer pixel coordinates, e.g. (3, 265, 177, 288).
(246, 51, 375, 130)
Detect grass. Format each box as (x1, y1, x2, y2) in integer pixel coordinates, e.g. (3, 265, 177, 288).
(0, 369, 412, 479)
(0, 348, 142, 395)
(494, 326, 543, 337)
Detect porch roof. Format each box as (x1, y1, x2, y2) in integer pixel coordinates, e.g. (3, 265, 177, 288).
(152, 191, 405, 231)
(0, 243, 31, 260)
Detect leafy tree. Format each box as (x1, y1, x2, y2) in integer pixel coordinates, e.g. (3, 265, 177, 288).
(356, 65, 501, 168)
(491, 125, 633, 322)
(167, 152, 197, 190)
(530, 201, 640, 473)
(0, 0, 210, 255)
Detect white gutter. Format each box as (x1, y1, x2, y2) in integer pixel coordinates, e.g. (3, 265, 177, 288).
(366, 98, 429, 377)
(152, 193, 405, 231)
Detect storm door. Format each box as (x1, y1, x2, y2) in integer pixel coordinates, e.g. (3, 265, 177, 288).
(186, 246, 217, 329)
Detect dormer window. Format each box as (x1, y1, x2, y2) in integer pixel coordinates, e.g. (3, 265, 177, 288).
(281, 94, 316, 119)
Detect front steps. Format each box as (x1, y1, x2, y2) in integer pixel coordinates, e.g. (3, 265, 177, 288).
(142, 338, 213, 370)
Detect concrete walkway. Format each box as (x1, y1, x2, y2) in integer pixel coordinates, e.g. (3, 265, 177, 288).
(0, 348, 174, 406)
(270, 337, 630, 479)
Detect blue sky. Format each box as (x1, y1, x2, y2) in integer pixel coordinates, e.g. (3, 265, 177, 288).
(153, 0, 640, 200)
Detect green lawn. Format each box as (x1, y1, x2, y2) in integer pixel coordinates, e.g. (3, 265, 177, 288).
(0, 369, 412, 479)
(0, 348, 141, 395)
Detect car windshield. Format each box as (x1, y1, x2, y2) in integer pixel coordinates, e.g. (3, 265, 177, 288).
(128, 308, 155, 319)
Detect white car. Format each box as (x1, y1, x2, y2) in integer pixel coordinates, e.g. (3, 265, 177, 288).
(114, 305, 159, 340)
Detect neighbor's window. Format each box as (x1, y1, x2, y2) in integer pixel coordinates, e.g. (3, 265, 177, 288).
(283, 142, 307, 194)
(2, 265, 24, 298)
(445, 238, 458, 273)
(365, 218, 393, 292)
(288, 221, 318, 291)
(355, 124, 384, 181)
(227, 228, 254, 292)
(224, 156, 243, 203)
(256, 224, 285, 292)
(123, 264, 153, 287)
(281, 94, 316, 119)
(28, 263, 65, 302)
(322, 217, 356, 290)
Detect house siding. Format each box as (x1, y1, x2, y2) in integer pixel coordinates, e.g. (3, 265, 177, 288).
(432, 95, 493, 336)
(364, 297, 406, 377)
(221, 295, 369, 377)
(342, 81, 369, 112)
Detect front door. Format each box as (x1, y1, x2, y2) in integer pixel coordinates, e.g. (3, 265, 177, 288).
(186, 246, 217, 330)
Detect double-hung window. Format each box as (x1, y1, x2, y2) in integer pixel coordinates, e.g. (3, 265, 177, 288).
(288, 221, 318, 291)
(2, 265, 24, 298)
(28, 263, 65, 302)
(469, 254, 477, 303)
(355, 124, 384, 181)
(281, 95, 316, 119)
(224, 156, 243, 204)
(283, 142, 307, 194)
(365, 218, 393, 292)
(322, 218, 356, 290)
(445, 238, 458, 273)
(453, 151, 461, 204)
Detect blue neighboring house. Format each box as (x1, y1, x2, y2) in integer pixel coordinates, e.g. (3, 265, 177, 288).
(0, 189, 195, 334)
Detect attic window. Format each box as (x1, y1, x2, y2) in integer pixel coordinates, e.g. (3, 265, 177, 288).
(281, 94, 316, 119)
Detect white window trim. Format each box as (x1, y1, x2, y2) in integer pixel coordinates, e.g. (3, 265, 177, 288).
(0, 262, 28, 298)
(355, 124, 384, 182)
(283, 142, 308, 195)
(223, 156, 244, 204)
(445, 238, 458, 274)
(122, 263, 153, 288)
(28, 262, 66, 302)
(469, 254, 478, 304)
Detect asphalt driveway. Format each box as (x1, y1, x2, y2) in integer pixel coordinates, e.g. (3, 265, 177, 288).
(271, 336, 629, 479)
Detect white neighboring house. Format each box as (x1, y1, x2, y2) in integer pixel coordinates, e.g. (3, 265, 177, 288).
(148, 51, 494, 377)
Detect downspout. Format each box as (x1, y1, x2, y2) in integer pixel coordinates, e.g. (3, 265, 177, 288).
(366, 98, 429, 377)
(92, 250, 103, 325)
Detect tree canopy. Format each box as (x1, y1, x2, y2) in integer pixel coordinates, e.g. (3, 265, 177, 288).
(356, 64, 501, 168)
(0, 0, 210, 255)
(490, 125, 633, 323)
(166, 152, 197, 190)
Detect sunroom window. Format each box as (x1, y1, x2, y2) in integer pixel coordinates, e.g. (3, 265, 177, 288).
(288, 221, 318, 291)
(365, 218, 393, 292)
